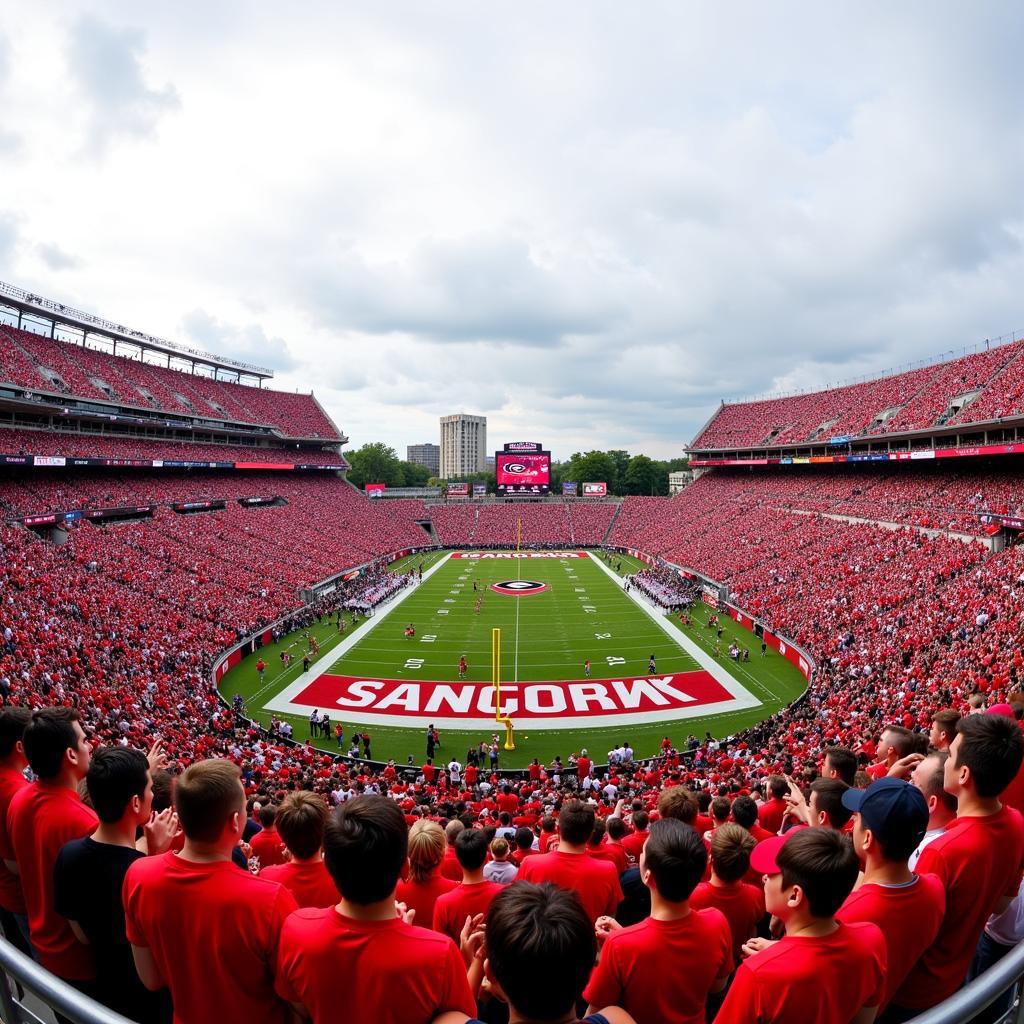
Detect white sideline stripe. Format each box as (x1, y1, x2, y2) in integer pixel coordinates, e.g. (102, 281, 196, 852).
(265, 554, 452, 713)
(585, 553, 761, 710)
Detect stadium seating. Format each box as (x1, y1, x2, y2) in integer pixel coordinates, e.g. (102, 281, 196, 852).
(0, 428, 341, 468)
(0, 326, 340, 438)
(692, 337, 1024, 449)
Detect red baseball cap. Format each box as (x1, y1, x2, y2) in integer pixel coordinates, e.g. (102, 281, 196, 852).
(749, 827, 805, 874)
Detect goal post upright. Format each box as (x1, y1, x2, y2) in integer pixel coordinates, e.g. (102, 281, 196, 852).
(492, 626, 516, 751)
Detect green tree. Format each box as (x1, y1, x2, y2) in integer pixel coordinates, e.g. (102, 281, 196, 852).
(607, 450, 631, 495)
(400, 461, 432, 487)
(563, 451, 618, 492)
(344, 442, 402, 488)
(624, 454, 660, 495)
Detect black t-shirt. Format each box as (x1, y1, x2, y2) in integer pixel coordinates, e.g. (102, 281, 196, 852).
(54, 837, 172, 1022)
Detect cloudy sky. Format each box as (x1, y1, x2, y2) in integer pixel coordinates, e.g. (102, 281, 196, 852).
(1, 3, 1022, 459)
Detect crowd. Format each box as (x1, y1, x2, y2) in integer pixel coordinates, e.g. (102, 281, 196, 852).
(0, 427, 342, 469)
(1, 448, 1024, 1019)
(692, 337, 1024, 449)
(1, 325, 340, 438)
(2, 700, 1024, 1024)
(628, 567, 698, 610)
(429, 501, 618, 548)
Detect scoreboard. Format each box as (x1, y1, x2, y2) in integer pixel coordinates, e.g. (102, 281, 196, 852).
(496, 441, 551, 495)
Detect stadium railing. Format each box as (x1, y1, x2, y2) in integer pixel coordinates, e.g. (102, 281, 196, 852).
(0, 936, 135, 1024)
(2, 931, 1024, 1024)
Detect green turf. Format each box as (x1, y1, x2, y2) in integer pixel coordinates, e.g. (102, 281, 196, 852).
(220, 551, 808, 766)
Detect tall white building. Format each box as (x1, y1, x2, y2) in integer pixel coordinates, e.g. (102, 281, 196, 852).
(440, 413, 487, 478)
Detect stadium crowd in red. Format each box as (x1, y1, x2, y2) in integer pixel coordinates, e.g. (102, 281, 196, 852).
(1, 452, 1024, 1020)
(1, 325, 340, 438)
(431, 501, 617, 548)
(692, 337, 1024, 449)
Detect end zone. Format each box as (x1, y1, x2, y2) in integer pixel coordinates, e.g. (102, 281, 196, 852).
(265, 670, 760, 730)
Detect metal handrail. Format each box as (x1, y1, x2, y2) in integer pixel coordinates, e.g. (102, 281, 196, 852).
(0, 936, 138, 1024)
(905, 938, 1024, 1023)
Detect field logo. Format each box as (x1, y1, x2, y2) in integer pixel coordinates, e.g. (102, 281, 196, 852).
(491, 579, 548, 595)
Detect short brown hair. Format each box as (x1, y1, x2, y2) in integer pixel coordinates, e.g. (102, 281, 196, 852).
(276, 791, 328, 861)
(931, 709, 960, 743)
(558, 801, 594, 845)
(710, 823, 756, 883)
(175, 759, 243, 843)
(657, 786, 697, 824)
(778, 828, 858, 918)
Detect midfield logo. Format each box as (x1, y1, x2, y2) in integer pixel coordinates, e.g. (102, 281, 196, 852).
(490, 579, 548, 595)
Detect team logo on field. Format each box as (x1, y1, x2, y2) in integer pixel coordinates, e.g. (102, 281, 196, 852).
(491, 579, 548, 595)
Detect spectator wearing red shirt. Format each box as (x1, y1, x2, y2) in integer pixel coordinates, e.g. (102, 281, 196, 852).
(512, 826, 539, 866)
(276, 796, 475, 1023)
(822, 746, 858, 787)
(396, 819, 457, 927)
(496, 784, 520, 816)
(619, 809, 649, 865)
(867, 725, 915, 781)
(585, 819, 732, 1024)
(577, 749, 592, 783)
(0, 707, 32, 959)
(433, 828, 503, 942)
(716, 829, 886, 1024)
(591, 817, 629, 876)
(124, 758, 298, 1024)
(690, 824, 765, 962)
(729, 794, 774, 844)
(928, 709, 960, 752)
(433, 881, 634, 1024)
(518, 801, 623, 924)
(259, 792, 337, 909)
(757, 776, 789, 834)
(538, 815, 559, 853)
(422, 759, 435, 784)
(836, 777, 946, 1013)
(890, 713, 1024, 1015)
(7, 708, 98, 987)
(250, 804, 288, 869)
(440, 820, 464, 881)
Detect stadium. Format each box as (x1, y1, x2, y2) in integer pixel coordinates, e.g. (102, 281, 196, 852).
(3, 6, 1024, 1024)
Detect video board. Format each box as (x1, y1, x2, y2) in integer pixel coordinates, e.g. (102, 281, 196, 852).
(496, 441, 551, 495)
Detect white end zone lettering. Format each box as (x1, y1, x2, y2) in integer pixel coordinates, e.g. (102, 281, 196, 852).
(266, 671, 760, 730)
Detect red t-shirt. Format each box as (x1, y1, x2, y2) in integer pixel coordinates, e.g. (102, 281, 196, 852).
(690, 879, 766, 962)
(866, 761, 889, 781)
(539, 831, 559, 853)
(8, 782, 98, 979)
(396, 871, 459, 930)
(123, 853, 298, 1024)
(715, 921, 886, 1024)
(250, 827, 287, 868)
(440, 846, 463, 882)
(619, 829, 648, 865)
(584, 911, 732, 1024)
(837, 874, 945, 1010)
(497, 793, 519, 815)
(757, 798, 787, 835)
(260, 858, 338, 909)
(276, 908, 475, 1023)
(517, 851, 623, 923)
(0, 765, 28, 914)
(432, 880, 503, 941)
(894, 807, 1024, 1009)
(590, 841, 628, 877)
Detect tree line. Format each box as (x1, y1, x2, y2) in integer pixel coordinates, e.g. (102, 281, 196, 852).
(344, 442, 688, 497)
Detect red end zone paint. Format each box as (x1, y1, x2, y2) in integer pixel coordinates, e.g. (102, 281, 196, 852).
(285, 671, 734, 726)
(450, 551, 587, 558)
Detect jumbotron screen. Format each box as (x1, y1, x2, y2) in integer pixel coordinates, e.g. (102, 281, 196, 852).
(496, 451, 551, 495)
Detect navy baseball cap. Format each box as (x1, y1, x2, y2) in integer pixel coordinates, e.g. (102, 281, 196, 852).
(841, 777, 928, 846)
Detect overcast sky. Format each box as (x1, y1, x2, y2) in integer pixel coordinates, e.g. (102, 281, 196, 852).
(1, 3, 1022, 460)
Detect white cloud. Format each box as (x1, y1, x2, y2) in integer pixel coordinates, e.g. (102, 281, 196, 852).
(0, 3, 1021, 458)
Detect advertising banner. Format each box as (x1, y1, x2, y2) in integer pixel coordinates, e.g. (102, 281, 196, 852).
(582, 481, 607, 496)
(365, 482, 386, 497)
(472, 483, 487, 497)
(447, 482, 469, 497)
(562, 481, 578, 496)
(496, 452, 551, 494)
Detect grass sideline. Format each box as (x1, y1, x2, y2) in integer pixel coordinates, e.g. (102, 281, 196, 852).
(220, 550, 807, 767)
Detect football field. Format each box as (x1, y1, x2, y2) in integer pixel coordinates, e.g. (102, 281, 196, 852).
(220, 550, 808, 767)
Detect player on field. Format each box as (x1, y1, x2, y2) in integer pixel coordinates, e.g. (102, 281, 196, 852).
(458, 656, 467, 680)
